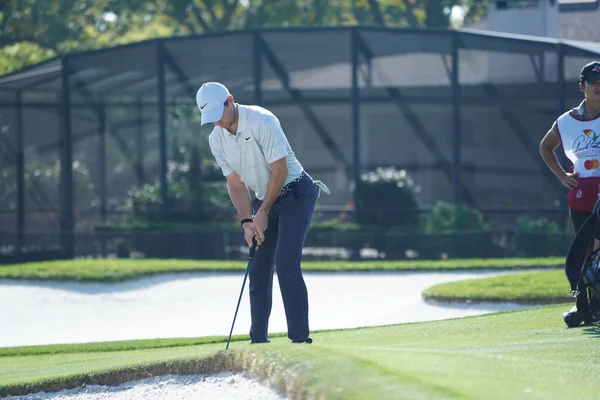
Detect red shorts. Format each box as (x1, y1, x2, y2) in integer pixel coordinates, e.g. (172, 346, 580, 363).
(568, 177, 600, 212)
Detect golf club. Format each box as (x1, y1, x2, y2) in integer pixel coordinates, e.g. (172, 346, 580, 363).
(225, 237, 258, 350)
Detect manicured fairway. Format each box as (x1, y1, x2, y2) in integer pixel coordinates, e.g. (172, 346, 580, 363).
(2, 305, 597, 400)
(0, 257, 563, 282)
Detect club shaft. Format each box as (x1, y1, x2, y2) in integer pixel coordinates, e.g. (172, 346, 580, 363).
(225, 255, 252, 350)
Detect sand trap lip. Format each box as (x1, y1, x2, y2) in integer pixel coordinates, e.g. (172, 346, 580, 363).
(5, 373, 286, 400)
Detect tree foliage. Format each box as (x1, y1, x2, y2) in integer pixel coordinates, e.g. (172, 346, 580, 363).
(0, 0, 488, 74)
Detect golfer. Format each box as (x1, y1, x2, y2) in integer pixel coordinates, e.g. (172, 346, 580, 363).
(196, 82, 329, 344)
(539, 61, 600, 326)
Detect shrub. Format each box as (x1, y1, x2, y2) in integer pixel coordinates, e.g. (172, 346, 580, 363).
(356, 166, 420, 230)
(513, 216, 570, 257)
(421, 201, 491, 233)
(420, 201, 500, 258)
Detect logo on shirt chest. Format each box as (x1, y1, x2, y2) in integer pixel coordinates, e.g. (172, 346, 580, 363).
(573, 129, 600, 152)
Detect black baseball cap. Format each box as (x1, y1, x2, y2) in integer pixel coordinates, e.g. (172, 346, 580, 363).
(580, 61, 600, 84)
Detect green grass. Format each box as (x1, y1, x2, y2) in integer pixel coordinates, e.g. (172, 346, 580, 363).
(0, 257, 564, 282)
(2, 305, 599, 399)
(0, 335, 245, 358)
(423, 269, 573, 304)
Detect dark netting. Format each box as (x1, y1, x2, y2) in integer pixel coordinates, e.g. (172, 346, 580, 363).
(0, 94, 17, 239)
(268, 103, 353, 211)
(359, 30, 452, 89)
(164, 33, 255, 102)
(107, 100, 160, 208)
(70, 106, 105, 228)
(68, 41, 158, 99)
(358, 101, 452, 204)
(0, 58, 62, 92)
(356, 30, 454, 220)
(260, 30, 352, 104)
(0, 27, 600, 260)
(21, 103, 61, 252)
(457, 41, 565, 228)
(564, 52, 597, 106)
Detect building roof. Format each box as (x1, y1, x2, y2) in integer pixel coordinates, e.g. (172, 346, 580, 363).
(560, 4, 600, 42)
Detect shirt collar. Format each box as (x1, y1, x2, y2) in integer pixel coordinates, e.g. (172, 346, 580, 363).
(575, 100, 600, 119)
(236, 104, 247, 134)
(576, 100, 587, 117)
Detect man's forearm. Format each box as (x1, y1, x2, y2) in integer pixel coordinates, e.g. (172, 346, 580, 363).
(227, 182, 253, 220)
(259, 165, 287, 212)
(540, 147, 567, 179)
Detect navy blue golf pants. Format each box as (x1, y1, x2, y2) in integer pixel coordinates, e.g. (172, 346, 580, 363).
(249, 172, 317, 343)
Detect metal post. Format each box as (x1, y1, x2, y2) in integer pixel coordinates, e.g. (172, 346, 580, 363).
(557, 44, 566, 136)
(557, 43, 567, 229)
(451, 32, 462, 205)
(351, 28, 361, 222)
(157, 41, 168, 219)
(99, 104, 107, 223)
(60, 56, 74, 258)
(98, 103, 107, 257)
(136, 100, 145, 184)
(253, 31, 262, 106)
(15, 91, 24, 252)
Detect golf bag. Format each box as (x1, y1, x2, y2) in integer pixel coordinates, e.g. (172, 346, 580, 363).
(563, 199, 600, 327)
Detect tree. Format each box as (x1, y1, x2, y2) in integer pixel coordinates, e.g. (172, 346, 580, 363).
(0, 0, 166, 74)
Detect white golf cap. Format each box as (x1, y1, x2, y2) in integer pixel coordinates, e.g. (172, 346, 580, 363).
(196, 82, 230, 126)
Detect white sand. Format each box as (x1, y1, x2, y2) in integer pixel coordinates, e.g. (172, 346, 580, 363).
(0, 270, 531, 347)
(8, 373, 285, 400)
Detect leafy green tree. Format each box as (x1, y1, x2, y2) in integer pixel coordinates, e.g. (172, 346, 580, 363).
(0, 0, 486, 76)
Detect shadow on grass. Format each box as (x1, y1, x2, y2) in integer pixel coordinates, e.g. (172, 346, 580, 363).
(581, 325, 600, 337)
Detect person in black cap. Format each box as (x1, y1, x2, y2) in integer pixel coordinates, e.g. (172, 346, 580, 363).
(539, 61, 600, 327)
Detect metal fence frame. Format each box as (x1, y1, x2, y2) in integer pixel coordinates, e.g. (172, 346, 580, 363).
(1, 26, 600, 258)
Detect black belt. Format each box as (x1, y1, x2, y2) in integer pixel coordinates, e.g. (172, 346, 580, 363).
(278, 172, 305, 198)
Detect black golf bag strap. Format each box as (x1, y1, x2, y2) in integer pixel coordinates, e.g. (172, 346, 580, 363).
(565, 199, 600, 293)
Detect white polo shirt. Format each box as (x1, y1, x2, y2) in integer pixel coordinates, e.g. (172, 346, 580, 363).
(208, 104, 304, 200)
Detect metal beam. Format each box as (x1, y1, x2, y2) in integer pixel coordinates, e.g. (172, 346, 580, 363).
(60, 56, 74, 258)
(351, 28, 361, 221)
(481, 83, 559, 189)
(98, 104, 107, 224)
(529, 53, 544, 83)
(441, 54, 452, 81)
(69, 72, 142, 182)
(15, 91, 25, 251)
(98, 103, 107, 258)
(253, 31, 262, 105)
(162, 48, 198, 99)
(157, 41, 168, 218)
(0, 93, 567, 109)
(451, 31, 462, 205)
(136, 101, 146, 184)
(556, 43, 568, 229)
(258, 34, 350, 171)
(33, 116, 155, 154)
